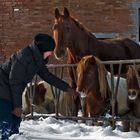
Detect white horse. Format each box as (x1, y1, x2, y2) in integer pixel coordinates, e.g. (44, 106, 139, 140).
(107, 72, 129, 115)
(22, 81, 75, 116)
(22, 81, 55, 114)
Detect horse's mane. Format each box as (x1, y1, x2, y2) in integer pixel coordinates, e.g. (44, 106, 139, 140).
(127, 65, 140, 81)
(70, 16, 96, 39)
(94, 56, 107, 100)
(127, 66, 134, 81)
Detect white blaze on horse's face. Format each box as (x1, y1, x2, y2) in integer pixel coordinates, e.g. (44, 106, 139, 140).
(53, 29, 60, 60)
(53, 30, 58, 48)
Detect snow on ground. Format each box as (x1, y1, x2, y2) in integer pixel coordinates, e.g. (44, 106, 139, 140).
(9, 114, 140, 140)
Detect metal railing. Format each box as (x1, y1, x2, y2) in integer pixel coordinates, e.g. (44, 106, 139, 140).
(24, 59, 140, 129)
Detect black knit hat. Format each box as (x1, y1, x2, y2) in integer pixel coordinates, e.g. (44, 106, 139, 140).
(34, 33, 55, 53)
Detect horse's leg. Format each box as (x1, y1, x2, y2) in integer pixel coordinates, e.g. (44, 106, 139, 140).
(81, 97, 87, 117)
(67, 57, 81, 116)
(122, 120, 130, 132)
(86, 99, 96, 125)
(131, 121, 139, 132)
(78, 97, 87, 123)
(67, 64, 77, 89)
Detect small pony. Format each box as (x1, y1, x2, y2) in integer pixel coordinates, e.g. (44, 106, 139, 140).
(125, 64, 140, 132)
(76, 55, 109, 117)
(76, 55, 132, 131)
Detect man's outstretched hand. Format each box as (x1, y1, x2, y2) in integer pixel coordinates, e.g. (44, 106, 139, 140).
(67, 87, 79, 99)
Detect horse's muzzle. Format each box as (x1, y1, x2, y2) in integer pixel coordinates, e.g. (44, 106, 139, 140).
(128, 89, 138, 100)
(76, 88, 86, 99)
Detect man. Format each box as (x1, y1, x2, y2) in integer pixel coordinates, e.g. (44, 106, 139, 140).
(0, 33, 78, 140)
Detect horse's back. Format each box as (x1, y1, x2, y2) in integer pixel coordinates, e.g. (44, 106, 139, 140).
(107, 72, 129, 115)
(93, 37, 140, 63)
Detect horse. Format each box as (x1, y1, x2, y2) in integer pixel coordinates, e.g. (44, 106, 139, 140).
(125, 64, 140, 132)
(22, 81, 76, 116)
(53, 7, 140, 83)
(76, 55, 109, 118)
(53, 7, 140, 116)
(76, 55, 131, 130)
(76, 55, 129, 117)
(22, 81, 55, 115)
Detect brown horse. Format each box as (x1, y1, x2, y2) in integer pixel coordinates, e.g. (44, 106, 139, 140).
(53, 7, 140, 77)
(76, 55, 109, 117)
(125, 64, 140, 132)
(53, 7, 140, 116)
(76, 55, 134, 131)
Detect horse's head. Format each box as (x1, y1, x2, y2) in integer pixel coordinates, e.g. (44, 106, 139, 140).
(53, 7, 89, 60)
(53, 7, 72, 59)
(76, 55, 98, 92)
(25, 83, 46, 107)
(76, 55, 107, 99)
(126, 65, 140, 100)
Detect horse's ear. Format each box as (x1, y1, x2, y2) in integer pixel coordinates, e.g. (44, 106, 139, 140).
(55, 8, 60, 19)
(64, 7, 70, 18)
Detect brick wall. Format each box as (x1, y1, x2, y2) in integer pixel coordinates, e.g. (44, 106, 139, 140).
(0, 0, 136, 63)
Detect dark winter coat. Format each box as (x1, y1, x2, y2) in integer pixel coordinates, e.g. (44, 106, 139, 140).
(0, 43, 70, 108)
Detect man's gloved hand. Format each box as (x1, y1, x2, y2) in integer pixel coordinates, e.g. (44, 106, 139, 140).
(67, 87, 79, 99)
(12, 107, 22, 117)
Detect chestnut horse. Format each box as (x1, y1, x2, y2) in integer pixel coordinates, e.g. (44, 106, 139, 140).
(76, 55, 132, 130)
(76, 55, 109, 117)
(76, 55, 129, 117)
(53, 7, 140, 116)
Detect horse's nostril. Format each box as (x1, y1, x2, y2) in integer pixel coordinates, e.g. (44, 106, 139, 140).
(128, 90, 132, 96)
(132, 90, 137, 96)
